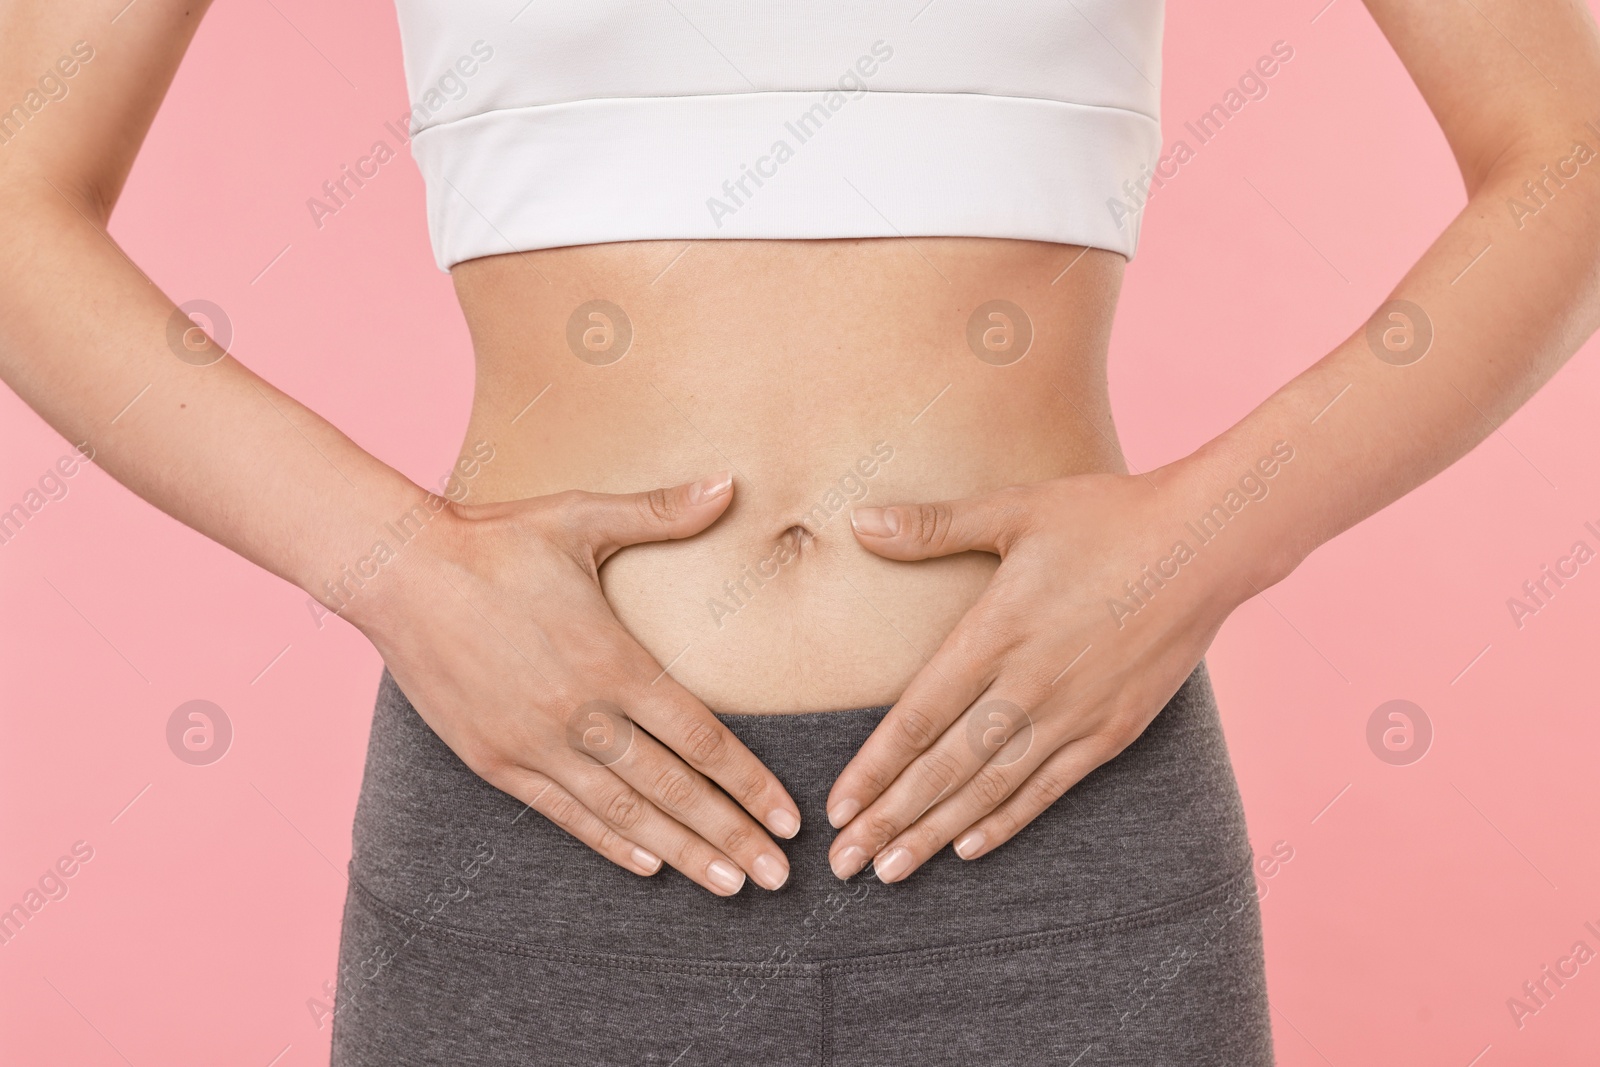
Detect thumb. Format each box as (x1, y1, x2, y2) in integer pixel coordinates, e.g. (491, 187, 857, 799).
(849, 490, 1028, 561)
(570, 471, 734, 564)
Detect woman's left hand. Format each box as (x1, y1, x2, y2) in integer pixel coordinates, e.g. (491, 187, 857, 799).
(824, 463, 1279, 883)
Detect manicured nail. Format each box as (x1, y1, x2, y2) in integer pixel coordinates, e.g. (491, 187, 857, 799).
(953, 830, 986, 860)
(874, 847, 914, 883)
(831, 845, 867, 880)
(752, 854, 789, 891)
(827, 797, 861, 829)
(850, 507, 898, 537)
(631, 846, 662, 874)
(707, 859, 745, 895)
(689, 471, 733, 504)
(768, 808, 801, 839)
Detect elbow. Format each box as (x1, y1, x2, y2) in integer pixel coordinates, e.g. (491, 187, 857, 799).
(1456, 80, 1600, 196)
(0, 176, 108, 295)
(0, 168, 113, 261)
(1472, 120, 1600, 243)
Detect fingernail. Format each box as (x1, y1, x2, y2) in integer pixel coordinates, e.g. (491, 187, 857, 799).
(827, 797, 861, 829)
(707, 859, 745, 895)
(850, 507, 898, 537)
(831, 845, 867, 880)
(768, 808, 800, 839)
(874, 847, 914, 883)
(953, 830, 986, 860)
(689, 471, 733, 504)
(752, 854, 789, 891)
(632, 846, 662, 874)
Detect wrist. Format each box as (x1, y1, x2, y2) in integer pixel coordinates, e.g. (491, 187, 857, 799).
(298, 485, 467, 637)
(1153, 439, 1310, 608)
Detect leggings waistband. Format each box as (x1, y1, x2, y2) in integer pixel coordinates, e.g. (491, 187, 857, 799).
(347, 662, 1253, 967)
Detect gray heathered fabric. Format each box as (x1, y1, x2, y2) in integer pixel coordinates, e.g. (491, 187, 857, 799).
(331, 661, 1273, 1065)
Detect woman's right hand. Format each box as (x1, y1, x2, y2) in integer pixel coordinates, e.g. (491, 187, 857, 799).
(0, 0, 795, 896)
(349, 471, 799, 896)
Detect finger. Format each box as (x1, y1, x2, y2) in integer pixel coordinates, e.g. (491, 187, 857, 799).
(828, 695, 1043, 880)
(865, 723, 1067, 884)
(495, 765, 663, 877)
(561, 471, 734, 564)
(825, 615, 1003, 829)
(848, 485, 1031, 561)
(617, 662, 803, 841)
(950, 736, 1112, 862)
(597, 723, 792, 892)
(560, 754, 771, 897)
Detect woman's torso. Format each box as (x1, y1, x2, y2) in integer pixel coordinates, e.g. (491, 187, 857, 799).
(449, 237, 1129, 712)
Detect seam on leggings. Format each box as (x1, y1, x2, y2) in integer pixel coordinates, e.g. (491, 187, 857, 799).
(822, 862, 1257, 976)
(345, 860, 1255, 979)
(818, 970, 830, 1067)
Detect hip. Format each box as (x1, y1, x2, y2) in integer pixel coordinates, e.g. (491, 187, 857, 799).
(345, 660, 1255, 962)
(334, 661, 1269, 1063)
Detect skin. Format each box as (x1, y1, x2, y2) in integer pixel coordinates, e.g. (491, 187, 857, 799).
(1, 0, 1599, 908)
(448, 235, 1123, 714)
(822, 4, 1600, 882)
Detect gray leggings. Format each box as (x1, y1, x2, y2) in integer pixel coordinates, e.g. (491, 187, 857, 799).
(331, 662, 1273, 1065)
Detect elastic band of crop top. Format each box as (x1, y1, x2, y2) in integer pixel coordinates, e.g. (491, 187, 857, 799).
(390, 3, 1166, 270)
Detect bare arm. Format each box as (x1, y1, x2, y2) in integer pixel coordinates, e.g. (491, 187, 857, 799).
(1191, 0, 1600, 590)
(822, 0, 1600, 880)
(0, 0, 422, 596)
(0, 0, 803, 895)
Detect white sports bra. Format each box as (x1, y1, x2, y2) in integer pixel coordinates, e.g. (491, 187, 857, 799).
(392, 2, 1164, 271)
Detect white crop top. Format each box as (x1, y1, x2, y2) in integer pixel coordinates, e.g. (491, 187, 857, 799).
(391, 2, 1164, 271)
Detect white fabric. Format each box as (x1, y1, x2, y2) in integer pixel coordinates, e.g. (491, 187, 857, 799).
(392, 1, 1165, 271)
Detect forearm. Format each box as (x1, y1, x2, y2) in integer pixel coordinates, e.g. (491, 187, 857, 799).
(1167, 121, 1600, 595)
(0, 187, 439, 622)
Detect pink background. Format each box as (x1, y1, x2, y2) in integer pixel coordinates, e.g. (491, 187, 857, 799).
(4, 0, 1599, 1063)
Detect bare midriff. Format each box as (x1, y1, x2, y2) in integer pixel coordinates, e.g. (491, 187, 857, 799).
(450, 238, 1129, 714)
